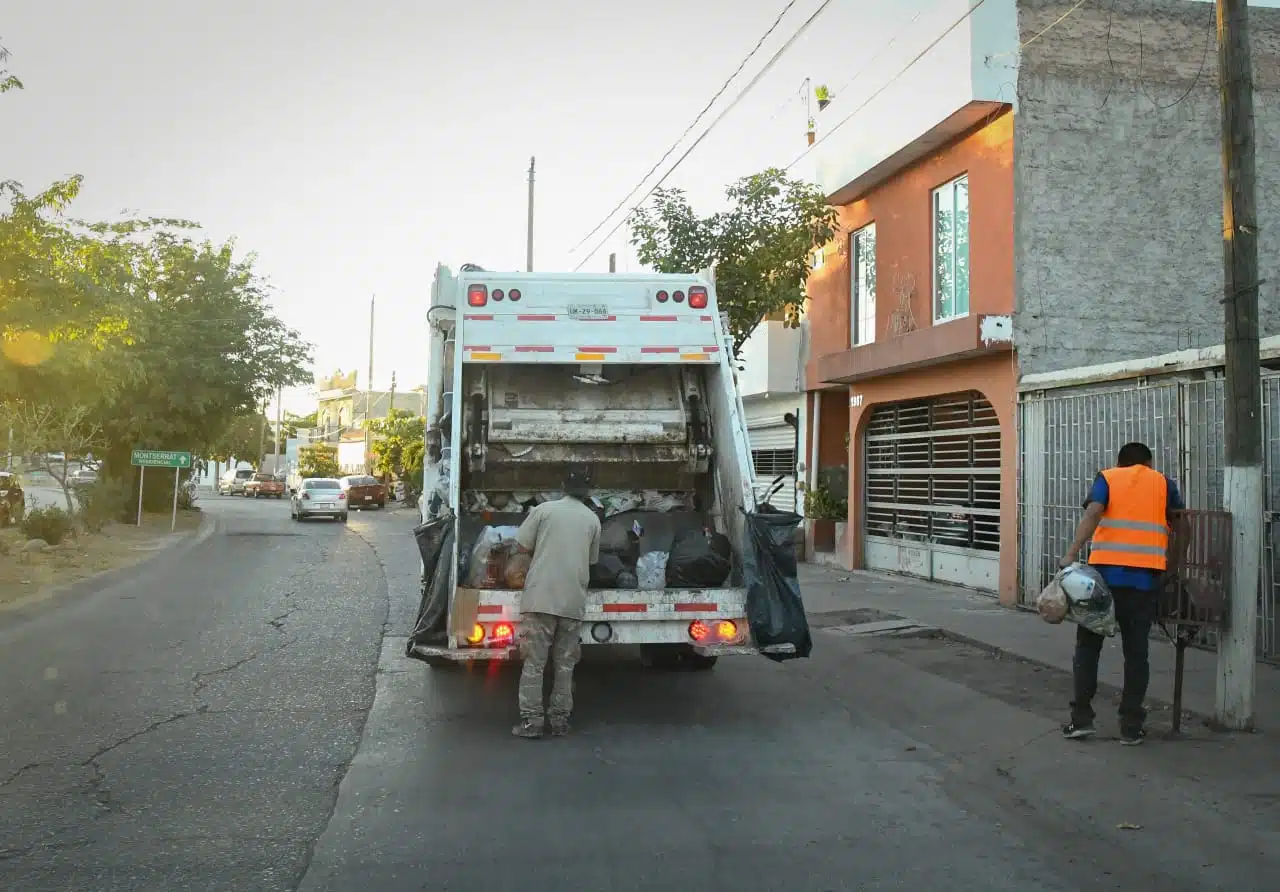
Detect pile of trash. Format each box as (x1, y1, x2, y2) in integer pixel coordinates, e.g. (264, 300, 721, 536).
(458, 508, 733, 591)
(464, 489, 694, 517)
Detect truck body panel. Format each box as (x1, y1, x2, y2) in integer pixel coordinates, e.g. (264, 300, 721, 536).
(412, 264, 762, 663)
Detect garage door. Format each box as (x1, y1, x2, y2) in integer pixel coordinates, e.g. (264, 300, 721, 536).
(748, 424, 799, 512)
(863, 390, 1000, 590)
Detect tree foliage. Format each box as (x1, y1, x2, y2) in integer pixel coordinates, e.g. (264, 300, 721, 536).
(367, 409, 425, 492)
(1, 173, 313, 513)
(0, 40, 22, 94)
(209, 411, 268, 464)
(628, 168, 837, 355)
(298, 444, 339, 479)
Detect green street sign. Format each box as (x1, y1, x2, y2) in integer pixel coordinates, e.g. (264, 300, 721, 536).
(131, 449, 192, 469)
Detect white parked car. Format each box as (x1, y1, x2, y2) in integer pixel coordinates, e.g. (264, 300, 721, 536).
(290, 478, 348, 523)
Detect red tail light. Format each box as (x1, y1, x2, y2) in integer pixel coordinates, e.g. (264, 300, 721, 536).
(656, 290, 669, 303)
(492, 289, 505, 301)
(688, 620, 710, 642)
(491, 622, 515, 646)
(673, 290, 685, 303)
(467, 285, 488, 307)
(338, 492, 346, 500)
(688, 286, 708, 309)
(509, 288, 522, 301)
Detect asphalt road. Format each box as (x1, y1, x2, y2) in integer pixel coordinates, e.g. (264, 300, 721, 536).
(0, 494, 389, 891)
(4, 499, 1276, 891)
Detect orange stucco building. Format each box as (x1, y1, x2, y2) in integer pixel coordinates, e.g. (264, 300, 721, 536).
(804, 106, 1019, 604)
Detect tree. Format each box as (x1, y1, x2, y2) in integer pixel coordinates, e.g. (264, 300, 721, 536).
(298, 443, 339, 479)
(1, 40, 22, 94)
(628, 168, 837, 356)
(367, 409, 425, 491)
(0, 402, 103, 512)
(210, 411, 269, 464)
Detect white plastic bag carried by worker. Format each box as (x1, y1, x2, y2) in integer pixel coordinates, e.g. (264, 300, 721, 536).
(1037, 562, 1120, 637)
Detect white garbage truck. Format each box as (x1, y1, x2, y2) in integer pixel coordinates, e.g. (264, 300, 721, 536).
(407, 263, 792, 669)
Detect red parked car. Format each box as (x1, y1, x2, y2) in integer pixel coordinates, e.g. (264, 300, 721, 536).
(244, 473, 285, 499)
(340, 475, 386, 509)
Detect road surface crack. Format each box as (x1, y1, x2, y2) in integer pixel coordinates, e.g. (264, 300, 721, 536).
(0, 761, 46, 790)
(192, 651, 262, 697)
(79, 712, 196, 813)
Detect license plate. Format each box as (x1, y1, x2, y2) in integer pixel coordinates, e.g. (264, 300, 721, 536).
(315, 502, 333, 509)
(364, 495, 373, 501)
(568, 304, 610, 320)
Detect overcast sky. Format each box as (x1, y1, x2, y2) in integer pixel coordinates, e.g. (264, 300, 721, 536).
(4, 0, 951, 413)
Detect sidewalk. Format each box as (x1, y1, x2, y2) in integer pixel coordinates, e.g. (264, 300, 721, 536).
(799, 562, 1280, 730)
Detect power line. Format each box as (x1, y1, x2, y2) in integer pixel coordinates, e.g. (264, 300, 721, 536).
(573, 0, 838, 271)
(567, 0, 808, 257)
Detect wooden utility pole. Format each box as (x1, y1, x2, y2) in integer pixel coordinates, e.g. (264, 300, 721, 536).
(526, 157, 536, 272)
(1215, 0, 1262, 731)
(365, 295, 375, 475)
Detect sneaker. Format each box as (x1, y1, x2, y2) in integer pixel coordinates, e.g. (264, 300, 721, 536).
(548, 720, 571, 737)
(1120, 728, 1146, 746)
(1062, 721, 1096, 740)
(511, 719, 544, 739)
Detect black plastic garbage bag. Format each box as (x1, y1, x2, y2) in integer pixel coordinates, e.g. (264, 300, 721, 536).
(590, 553, 627, 588)
(666, 528, 732, 588)
(742, 510, 811, 662)
(407, 514, 455, 656)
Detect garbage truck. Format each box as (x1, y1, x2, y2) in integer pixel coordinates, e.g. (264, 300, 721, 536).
(406, 263, 809, 668)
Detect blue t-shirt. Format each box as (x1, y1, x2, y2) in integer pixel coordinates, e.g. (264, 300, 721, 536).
(1084, 471, 1184, 592)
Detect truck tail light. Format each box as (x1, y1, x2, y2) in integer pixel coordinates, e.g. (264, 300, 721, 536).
(466, 624, 485, 645)
(715, 620, 738, 642)
(688, 286, 708, 309)
(490, 622, 515, 647)
(509, 288, 522, 301)
(656, 290, 669, 303)
(467, 285, 488, 307)
(688, 620, 710, 642)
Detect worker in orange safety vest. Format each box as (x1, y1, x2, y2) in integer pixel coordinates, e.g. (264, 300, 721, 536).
(1058, 441, 1187, 745)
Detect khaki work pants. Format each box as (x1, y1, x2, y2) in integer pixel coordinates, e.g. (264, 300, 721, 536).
(517, 612, 583, 723)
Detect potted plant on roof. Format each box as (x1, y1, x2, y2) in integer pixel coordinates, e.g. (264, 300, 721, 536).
(815, 83, 833, 111)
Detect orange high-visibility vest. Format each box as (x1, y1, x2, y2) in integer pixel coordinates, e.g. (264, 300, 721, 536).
(1088, 465, 1169, 571)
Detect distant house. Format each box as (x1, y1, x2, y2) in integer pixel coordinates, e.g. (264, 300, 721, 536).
(337, 429, 367, 474)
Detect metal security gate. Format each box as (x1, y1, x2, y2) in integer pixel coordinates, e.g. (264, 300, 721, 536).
(864, 390, 1002, 590)
(749, 424, 798, 512)
(1018, 371, 1280, 662)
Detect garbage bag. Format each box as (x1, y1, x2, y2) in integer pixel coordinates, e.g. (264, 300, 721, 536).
(1062, 562, 1119, 637)
(590, 554, 627, 588)
(666, 528, 732, 588)
(467, 525, 521, 588)
(1036, 575, 1069, 624)
(742, 510, 811, 662)
(636, 551, 669, 590)
(407, 514, 455, 654)
(505, 552, 531, 589)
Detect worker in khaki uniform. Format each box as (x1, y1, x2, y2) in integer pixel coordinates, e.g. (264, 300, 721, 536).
(1059, 441, 1186, 745)
(511, 467, 601, 739)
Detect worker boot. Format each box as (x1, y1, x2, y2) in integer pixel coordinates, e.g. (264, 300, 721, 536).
(511, 718, 544, 739)
(548, 718, 571, 737)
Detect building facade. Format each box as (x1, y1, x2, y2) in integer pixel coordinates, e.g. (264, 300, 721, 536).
(737, 314, 808, 515)
(801, 0, 1280, 606)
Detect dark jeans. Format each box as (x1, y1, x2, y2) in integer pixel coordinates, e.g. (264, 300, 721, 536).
(1071, 586, 1156, 732)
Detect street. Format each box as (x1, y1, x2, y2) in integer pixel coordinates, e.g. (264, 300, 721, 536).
(3, 499, 1277, 891)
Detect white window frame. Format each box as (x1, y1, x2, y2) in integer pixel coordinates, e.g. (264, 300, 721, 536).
(931, 174, 970, 324)
(850, 222, 876, 347)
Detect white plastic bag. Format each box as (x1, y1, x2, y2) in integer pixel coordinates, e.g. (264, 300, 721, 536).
(467, 525, 522, 588)
(1036, 575, 1069, 624)
(636, 551, 669, 591)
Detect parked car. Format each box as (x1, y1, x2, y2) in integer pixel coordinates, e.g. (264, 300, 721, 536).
(244, 473, 285, 499)
(290, 477, 348, 522)
(69, 467, 98, 489)
(218, 467, 255, 495)
(0, 471, 25, 526)
(340, 475, 386, 510)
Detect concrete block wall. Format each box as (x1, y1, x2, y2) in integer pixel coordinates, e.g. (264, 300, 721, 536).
(1013, 0, 1280, 376)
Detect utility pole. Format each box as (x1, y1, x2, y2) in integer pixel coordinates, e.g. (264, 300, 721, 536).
(1215, 0, 1262, 731)
(365, 295, 375, 475)
(526, 156, 536, 272)
(389, 371, 396, 415)
(274, 382, 283, 474)
(257, 396, 269, 465)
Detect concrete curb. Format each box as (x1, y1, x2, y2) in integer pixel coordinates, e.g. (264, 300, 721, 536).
(0, 511, 220, 626)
